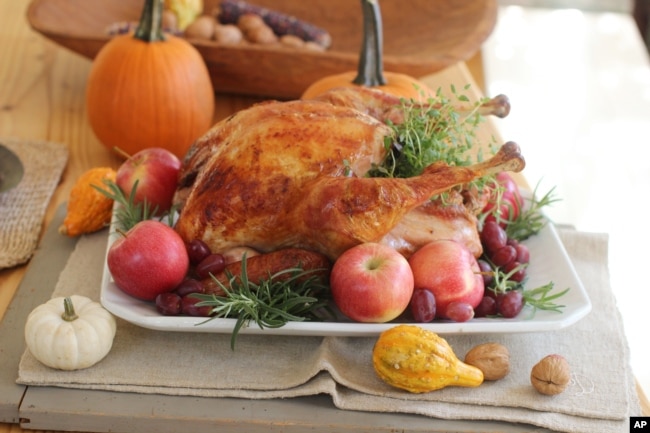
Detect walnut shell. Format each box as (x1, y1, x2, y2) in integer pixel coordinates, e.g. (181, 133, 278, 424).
(464, 342, 510, 381)
(530, 354, 571, 395)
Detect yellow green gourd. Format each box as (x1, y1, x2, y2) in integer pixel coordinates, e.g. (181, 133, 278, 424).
(372, 324, 484, 393)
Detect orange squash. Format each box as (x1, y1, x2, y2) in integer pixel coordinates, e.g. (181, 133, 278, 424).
(301, 0, 434, 101)
(59, 167, 117, 237)
(86, 0, 215, 160)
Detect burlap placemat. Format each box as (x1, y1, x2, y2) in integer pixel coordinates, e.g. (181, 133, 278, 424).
(0, 138, 68, 268)
(17, 228, 641, 433)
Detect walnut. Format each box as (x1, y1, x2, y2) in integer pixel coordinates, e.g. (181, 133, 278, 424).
(464, 342, 510, 380)
(530, 354, 570, 395)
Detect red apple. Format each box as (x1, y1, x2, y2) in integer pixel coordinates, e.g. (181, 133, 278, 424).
(107, 220, 189, 301)
(330, 243, 414, 323)
(408, 240, 484, 320)
(116, 147, 181, 214)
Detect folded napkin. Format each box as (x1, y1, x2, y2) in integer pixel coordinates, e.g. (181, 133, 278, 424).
(0, 138, 68, 268)
(17, 228, 641, 433)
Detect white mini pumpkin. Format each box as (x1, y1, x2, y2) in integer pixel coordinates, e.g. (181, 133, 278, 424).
(24, 295, 117, 370)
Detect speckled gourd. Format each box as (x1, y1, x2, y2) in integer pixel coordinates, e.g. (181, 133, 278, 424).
(372, 324, 484, 393)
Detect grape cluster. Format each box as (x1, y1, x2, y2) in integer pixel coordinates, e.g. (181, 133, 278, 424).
(154, 239, 226, 317)
(476, 220, 530, 318)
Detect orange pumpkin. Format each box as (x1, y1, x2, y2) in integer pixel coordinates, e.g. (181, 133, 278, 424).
(301, 0, 434, 101)
(86, 0, 215, 159)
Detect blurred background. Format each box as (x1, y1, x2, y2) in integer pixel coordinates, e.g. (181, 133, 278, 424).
(482, 0, 650, 395)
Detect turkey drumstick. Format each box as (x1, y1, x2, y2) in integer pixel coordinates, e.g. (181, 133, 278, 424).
(311, 86, 511, 125)
(290, 141, 525, 259)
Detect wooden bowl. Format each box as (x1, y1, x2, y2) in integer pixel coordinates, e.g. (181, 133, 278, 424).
(27, 0, 497, 99)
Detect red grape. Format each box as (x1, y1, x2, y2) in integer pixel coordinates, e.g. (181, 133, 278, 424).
(504, 261, 526, 283)
(474, 296, 497, 317)
(480, 220, 507, 253)
(187, 239, 212, 265)
(181, 295, 213, 317)
(195, 253, 227, 279)
(477, 259, 494, 286)
(155, 292, 182, 316)
(515, 243, 530, 264)
(445, 301, 474, 322)
(491, 245, 517, 267)
(174, 278, 204, 297)
(410, 288, 436, 323)
(497, 290, 524, 318)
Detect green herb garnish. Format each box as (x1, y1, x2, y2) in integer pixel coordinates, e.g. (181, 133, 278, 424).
(192, 257, 332, 349)
(367, 85, 494, 198)
(505, 182, 562, 241)
(93, 179, 158, 231)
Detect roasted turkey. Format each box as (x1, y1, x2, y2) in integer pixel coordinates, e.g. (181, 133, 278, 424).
(173, 87, 525, 261)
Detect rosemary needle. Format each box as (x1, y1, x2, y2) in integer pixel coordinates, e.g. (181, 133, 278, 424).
(193, 258, 332, 349)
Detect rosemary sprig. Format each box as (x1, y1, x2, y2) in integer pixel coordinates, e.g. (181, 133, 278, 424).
(92, 179, 158, 231)
(505, 182, 562, 242)
(192, 257, 332, 349)
(522, 283, 570, 314)
(484, 261, 569, 315)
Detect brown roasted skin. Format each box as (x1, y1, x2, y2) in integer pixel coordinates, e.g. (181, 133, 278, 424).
(201, 248, 332, 296)
(381, 190, 486, 258)
(174, 88, 525, 261)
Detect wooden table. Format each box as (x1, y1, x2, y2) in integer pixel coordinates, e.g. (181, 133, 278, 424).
(1, 1, 648, 432)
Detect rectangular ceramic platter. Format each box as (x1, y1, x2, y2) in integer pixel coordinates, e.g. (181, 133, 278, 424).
(101, 219, 592, 336)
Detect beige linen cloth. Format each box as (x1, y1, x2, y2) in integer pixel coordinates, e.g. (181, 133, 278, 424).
(0, 138, 68, 268)
(18, 227, 641, 433)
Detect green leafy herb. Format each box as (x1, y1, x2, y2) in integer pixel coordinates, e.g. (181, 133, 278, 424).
(505, 182, 562, 241)
(367, 85, 494, 197)
(484, 261, 569, 315)
(93, 179, 161, 232)
(192, 257, 332, 349)
(522, 283, 570, 314)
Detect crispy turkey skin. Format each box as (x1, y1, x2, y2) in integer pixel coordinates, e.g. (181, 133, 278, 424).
(173, 87, 525, 260)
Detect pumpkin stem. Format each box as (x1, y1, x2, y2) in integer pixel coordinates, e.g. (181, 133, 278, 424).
(62, 297, 79, 322)
(353, 0, 386, 87)
(134, 0, 166, 43)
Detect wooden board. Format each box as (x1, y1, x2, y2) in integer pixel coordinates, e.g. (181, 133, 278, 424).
(26, 0, 497, 99)
(0, 204, 77, 423)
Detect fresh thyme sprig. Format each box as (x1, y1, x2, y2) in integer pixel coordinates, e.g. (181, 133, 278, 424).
(92, 179, 158, 231)
(192, 258, 332, 349)
(368, 85, 492, 182)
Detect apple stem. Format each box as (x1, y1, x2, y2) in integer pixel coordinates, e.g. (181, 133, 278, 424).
(113, 147, 132, 160)
(115, 228, 128, 238)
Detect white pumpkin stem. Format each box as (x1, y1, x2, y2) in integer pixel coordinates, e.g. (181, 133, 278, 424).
(62, 297, 79, 322)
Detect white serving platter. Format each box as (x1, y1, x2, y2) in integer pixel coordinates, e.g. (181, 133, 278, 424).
(100, 218, 592, 337)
